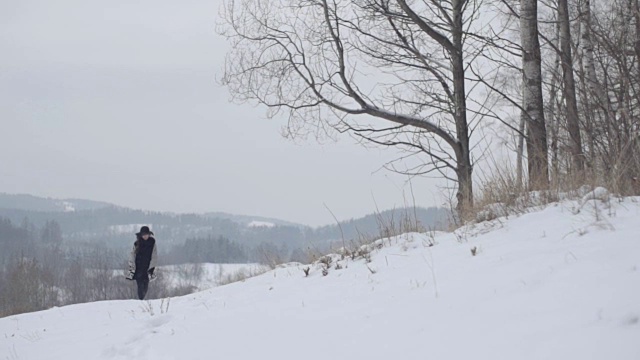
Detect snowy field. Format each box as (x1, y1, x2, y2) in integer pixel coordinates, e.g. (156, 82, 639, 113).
(1, 196, 639, 360)
(158, 263, 269, 291)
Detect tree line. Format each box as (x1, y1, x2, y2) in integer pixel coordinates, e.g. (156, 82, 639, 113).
(0, 218, 249, 317)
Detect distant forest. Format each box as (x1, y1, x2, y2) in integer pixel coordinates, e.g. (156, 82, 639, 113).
(0, 193, 450, 317)
(0, 193, 451, 265)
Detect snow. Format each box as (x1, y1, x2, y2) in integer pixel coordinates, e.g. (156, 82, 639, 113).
(581, 186, 610, 203)
(2, 197, 640, 359)
(108, 224, 153, 235)
(247, 220, 276, 228)
(60, 201, 75, 212)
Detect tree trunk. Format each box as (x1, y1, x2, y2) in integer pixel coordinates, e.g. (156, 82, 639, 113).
(452, 0, 473, 216)
(634, 0, 640, 64)
(633, 0, 640, 107)
(559, 0, 585, 173)
(548, 17, 562, 185)
(520, 0, 550, 189)
(516, 113, 526, 188)
(580, 0, 602, 103)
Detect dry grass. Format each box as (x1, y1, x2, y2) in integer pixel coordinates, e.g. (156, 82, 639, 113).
(218, 266, 269, 286)
(466, 149, 640, 225)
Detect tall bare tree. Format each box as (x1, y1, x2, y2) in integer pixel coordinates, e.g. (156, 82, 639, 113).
(558, 0, 584, 172)
(520, 0, 550, 189)
(634, 0, 640, 65)
(579, 0, 602, 106)
(220, 0, 485, 215)
(577, 0, 598, 165)
(565, 0, 640, 193)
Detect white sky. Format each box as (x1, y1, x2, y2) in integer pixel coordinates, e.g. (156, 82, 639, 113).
(0, 0, 445, 226)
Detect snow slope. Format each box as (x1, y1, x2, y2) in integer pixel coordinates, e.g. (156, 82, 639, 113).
(1, 197, 639, 360)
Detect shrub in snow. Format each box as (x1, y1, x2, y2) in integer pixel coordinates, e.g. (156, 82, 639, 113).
(317, 255, 334, 276)
(336, 247, 353, 260)
(577, 185, 593, 197)
(470, 246, 478, 256)
(356, 246, 373, 263)
(218, 267, 268, 286)
(475, 203, 508, 222)
(581, 187, 610, 203)
(318, 255, 333, 267)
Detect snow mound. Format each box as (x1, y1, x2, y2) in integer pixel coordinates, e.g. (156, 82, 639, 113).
(476, 186, 615, 222)
(581, 186, 610, 203)
(2, 197, 639, 360)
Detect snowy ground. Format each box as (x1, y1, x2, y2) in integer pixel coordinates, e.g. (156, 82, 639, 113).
(1, 197, 639, 360)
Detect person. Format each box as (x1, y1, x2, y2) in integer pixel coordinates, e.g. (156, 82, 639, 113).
(125, 226, 158, 300)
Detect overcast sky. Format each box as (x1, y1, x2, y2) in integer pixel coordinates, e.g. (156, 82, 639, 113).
(0, 0, 445, 226)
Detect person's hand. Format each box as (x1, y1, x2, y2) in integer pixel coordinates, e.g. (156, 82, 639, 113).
(148, 268, 157, 281)
(125, 270, 135, 280)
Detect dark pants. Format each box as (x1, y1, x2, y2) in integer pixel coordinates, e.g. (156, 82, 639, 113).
(135, 275, 149, 300)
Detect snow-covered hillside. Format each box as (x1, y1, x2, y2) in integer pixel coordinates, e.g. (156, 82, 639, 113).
(1, 196, 639, 360)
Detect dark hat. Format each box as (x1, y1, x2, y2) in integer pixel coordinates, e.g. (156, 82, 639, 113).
(136, 226, 154, 236)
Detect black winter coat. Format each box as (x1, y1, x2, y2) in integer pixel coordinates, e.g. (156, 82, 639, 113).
(128, 236, 158, 279)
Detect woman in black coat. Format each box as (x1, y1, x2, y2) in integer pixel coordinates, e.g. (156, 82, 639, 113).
(125, 226, 158, 300)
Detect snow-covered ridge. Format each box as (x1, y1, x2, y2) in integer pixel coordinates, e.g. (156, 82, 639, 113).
(247, 220, 276, 228)
(1, 196, 639, 360)
(107, 224, 154, 235)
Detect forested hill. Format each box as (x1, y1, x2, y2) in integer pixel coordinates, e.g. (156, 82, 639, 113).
(0, 193, 450, 256)
(0, 193, 113, 212)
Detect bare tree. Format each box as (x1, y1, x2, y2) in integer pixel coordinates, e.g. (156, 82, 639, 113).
(578, 0, 607, 113)
(63, 258, 89, 304)
(577, 0, 602, 167)
(558, 0, 584, 172)
(634, 0, 640, 66)
(539, 0, 640, 193)
(545, 13, 563, 183)
(2, 258, 59, 315)
(220, 0, 487, 215)
(586, 0, 640, 192)
(520, 0, 550, 189)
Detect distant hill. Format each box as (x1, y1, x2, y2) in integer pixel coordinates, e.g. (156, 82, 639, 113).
(0, 193, 451, 262)
(307, 206, 451, 244)
(204, 212, 304, 228)
(0, 193, 113, 212)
